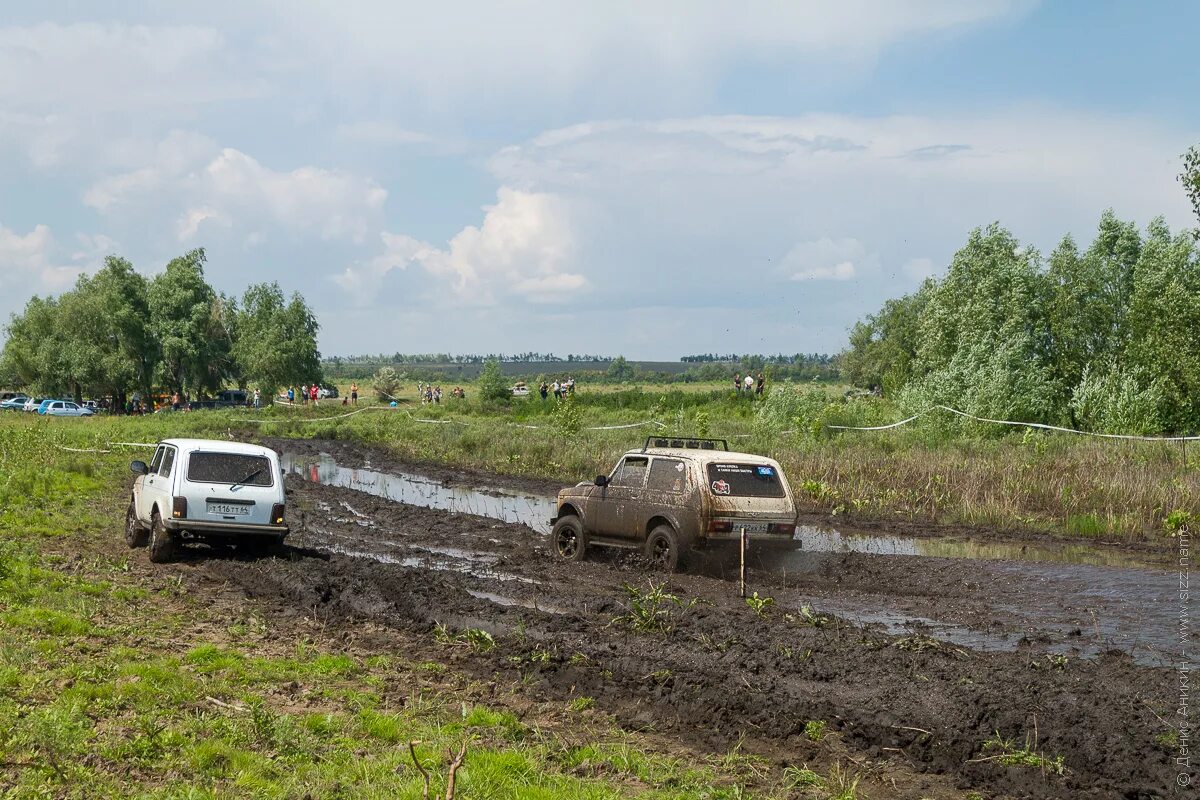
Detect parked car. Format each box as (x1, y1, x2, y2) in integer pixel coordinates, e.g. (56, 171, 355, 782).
(42, 400, 94, 417)
(0, 395, 29, 411)
(550, 437, 800, 571)
(37, 399, 69, 414)
(125, 438, 289, 563)
(317, 385, 339, 399)
(511, 382, 530, 397)
(23, 397, 46, 412)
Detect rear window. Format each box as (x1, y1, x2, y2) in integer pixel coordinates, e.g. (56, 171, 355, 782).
(706, 463, 785, 498)
(187, 452, 274, 486)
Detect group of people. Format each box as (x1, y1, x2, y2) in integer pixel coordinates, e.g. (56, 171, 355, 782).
(539, 377, 576, 400)
(734, 372, 766, 397)
(418, 382, 463, 403)
(286, 384, 323, 405)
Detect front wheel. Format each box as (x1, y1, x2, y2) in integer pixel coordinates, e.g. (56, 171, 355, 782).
(148, 512, 177, 563)
(645, 525, 682, 572)
(125, 502, 149, 548)
(551, 516, 587, 562)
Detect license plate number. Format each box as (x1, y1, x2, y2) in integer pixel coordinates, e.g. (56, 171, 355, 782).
(208, 502, 251, 516)
(737, 522, 770, 533)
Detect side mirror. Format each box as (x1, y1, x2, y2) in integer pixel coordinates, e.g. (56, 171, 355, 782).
(130, 460, 148, 475)
(594, 475, 608, 487)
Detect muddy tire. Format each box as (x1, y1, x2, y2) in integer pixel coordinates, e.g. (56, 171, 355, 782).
(645, 525, 682, 572)
(551, 516, 587, 562)
(148, 511, 176, 564)
(125, 502, 149, 548)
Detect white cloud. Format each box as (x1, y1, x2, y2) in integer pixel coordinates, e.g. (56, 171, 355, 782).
(783, 238, 869, 281)
(0, 223, 103, 294)
(338, 188, 585, 305)
(84, 133, 387, 243)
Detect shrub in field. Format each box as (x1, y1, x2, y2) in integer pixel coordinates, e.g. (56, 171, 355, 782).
(552, 395, 582, 438)
(1070, 362, 1167, 435)
(372, 366, 401, 401)
(477, 359, 510, 403)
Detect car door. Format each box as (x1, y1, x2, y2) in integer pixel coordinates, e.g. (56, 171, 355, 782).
(138, 445, 167, 520)
(642, 456, 690, 532)
(595, 455, 649, 540)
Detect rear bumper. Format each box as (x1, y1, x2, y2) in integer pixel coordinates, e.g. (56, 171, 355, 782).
(164, 518, 289, 537)
(702, 531, 801, 548)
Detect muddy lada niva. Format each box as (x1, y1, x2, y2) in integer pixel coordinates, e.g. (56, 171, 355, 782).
(550, 437, 800, 571)
(125, 439, 289, 563)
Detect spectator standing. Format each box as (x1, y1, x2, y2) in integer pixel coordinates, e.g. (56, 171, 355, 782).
(744, 374, 754, 394)
(756, 372, 765, 396)
(171, 391, 180, 411)
(552, 380, 561, 400)
(733, 374, 741, 394)
(287, 387, 295, 404)
(253, 388, 261, 409)
(310, 384, 319, 405)
(539, 381, 549, 400)
(300, 384, 308, 404)
(350, 382, 358, 405)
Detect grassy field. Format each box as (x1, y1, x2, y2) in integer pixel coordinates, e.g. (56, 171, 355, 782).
(8, 377, 1196, 541)
(1, 419, 870, 799)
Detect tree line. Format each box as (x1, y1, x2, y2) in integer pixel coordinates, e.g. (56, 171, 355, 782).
(0, 248, 322, 408)
(843, 213, 1199, 434)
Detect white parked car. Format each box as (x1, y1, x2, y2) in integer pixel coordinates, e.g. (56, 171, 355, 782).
(42, 400, 94, 417)
(125, 438, 289, 562)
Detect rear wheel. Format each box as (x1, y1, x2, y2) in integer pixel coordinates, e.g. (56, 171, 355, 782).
(645, 525, 682, 572)
(551, 516, 587, 562)
(124, 501, 149, 548)
(148, 511, 176, 563)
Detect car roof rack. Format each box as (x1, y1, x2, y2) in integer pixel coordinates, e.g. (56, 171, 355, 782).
(642, 435, 729, 452)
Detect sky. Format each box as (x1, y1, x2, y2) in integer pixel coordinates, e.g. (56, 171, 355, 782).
(0, 1, 1196, 360)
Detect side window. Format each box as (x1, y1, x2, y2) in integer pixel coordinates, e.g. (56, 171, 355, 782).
(149, 446, 165, 474)
(647, 458, 687, 493)
(610, 456, 649, 488)
(158, 447, 177, 478)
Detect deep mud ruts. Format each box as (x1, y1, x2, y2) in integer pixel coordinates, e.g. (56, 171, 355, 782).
(180, 440, 1190, 799)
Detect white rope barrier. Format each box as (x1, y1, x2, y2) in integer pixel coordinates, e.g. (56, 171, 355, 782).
(828, 404, 1200, 442)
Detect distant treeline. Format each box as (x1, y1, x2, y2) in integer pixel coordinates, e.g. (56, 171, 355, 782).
(0, 249, 322, 407)
(842, 212, 1200, 434)
(324, 353, 840, 384)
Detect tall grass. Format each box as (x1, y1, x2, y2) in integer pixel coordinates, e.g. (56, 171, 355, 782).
(3, 382, 1194, 541)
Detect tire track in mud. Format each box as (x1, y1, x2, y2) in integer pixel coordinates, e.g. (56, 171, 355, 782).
(195, 473, 1187, 799)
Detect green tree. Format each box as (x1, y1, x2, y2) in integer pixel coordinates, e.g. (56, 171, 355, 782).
(477, 358, 509, 402)
(606, 355, 635, 383)
(1181, 145, 1200, 227)
(148, 249, 232, 396)
(0, 296, 66, 395)
(372, 366, 400, 401)
(900, 224, 1061, 427)
(230, 282, 322, 393)
(1125, 218, 1200, 431)
(842, 286, 930, 393)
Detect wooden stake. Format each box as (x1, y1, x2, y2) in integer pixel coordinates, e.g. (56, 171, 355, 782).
(739, 526, 747, 599)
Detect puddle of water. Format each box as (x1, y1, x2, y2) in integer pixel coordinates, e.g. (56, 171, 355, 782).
(465, 588, 566, 615)
(285, 450, 1161, 570)
(795, 527, 1163, 570)
(282, 452, 556, 533)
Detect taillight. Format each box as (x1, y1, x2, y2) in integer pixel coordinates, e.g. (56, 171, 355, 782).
(270, 504, 286, 525)
(770, 523, 796, 535)
(708, 520, 732, 533)
(172, 496, 187, 519)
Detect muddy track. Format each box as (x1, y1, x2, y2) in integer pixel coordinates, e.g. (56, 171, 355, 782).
(177, 467, 1190, 800)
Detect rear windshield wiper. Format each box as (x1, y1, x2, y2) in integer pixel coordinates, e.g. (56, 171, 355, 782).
(231, 468, 263, 489)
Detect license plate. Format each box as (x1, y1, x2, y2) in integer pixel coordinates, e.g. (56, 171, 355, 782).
(737, 522, 770, 533)
(208, 502, 251, 516)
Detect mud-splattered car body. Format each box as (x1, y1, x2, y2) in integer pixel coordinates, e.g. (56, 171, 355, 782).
(551, 438, 799, 569)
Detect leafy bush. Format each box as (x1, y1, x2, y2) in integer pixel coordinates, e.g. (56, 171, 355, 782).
(477, 359, 510, 403)
(372, 366, 401, 401)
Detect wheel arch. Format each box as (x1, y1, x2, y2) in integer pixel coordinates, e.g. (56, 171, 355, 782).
(557, 502, 583, 523)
